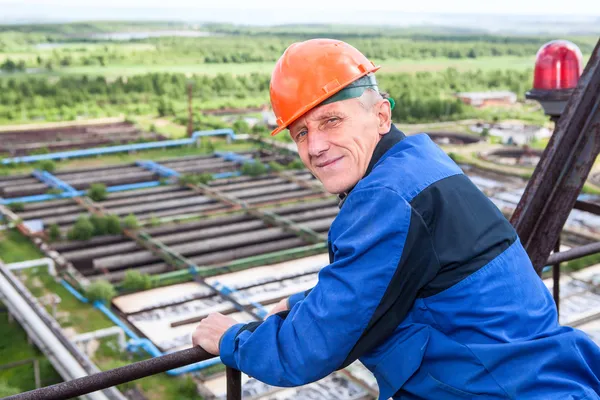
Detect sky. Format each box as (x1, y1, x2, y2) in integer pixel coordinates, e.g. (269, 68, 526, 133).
(1, 0, 599, 26)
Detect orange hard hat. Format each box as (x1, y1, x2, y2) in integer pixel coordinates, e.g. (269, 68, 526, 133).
(269, 38, 381, 136)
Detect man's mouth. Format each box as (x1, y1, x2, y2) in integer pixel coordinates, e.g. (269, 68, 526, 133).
(315, 156, 343, 169)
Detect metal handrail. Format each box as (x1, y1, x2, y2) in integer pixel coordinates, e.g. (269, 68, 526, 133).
(4, 347, 240, 400)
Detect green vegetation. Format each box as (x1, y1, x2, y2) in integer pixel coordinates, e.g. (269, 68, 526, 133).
(67, 215, 95, 241)
(122, 270, 153, 291)
(88, 183, 108, 201)
(241, 160, 268, 177)
(105, 214, 122, 234)
(48, 223, 61, 241)
(0, 310, 62, 392)
(564, 253, 600, 273)
(179, 173, 214, 186)
(7, 202, 24, 212)
(46, 188, 62, 195)
(268, 161, 285, 172)
(20, 267, 113, 332)
(85, 280, 117, 303)
(122, 213, 139, 230)
(37, 160, 56, 172)
(0, 229, 44, 263)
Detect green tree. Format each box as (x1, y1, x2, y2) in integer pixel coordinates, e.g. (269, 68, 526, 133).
(481, 127, 490, 138)
(48, 223, 61, 241)
(88, 183, 107, 202)
(85, 280, 116, 303)
(122, 213, 139, 230)
(67, 215, 94, 241)
(122, 270, 153, 291)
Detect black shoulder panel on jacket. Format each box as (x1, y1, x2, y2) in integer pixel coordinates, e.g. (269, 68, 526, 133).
(339, 207, 440, 368)
(411, 173, 517, 298)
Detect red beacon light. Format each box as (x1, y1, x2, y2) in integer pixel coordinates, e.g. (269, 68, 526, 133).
(526, 40, 584, 118)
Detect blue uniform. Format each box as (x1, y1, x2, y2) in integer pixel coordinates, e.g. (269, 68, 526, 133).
(220, 125, 600, 399)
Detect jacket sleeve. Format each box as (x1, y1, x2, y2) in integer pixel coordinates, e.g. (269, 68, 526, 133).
(219, 187, 412, 386)
(287, 288, 313, 309)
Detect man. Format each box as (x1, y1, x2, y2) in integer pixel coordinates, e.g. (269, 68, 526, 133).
(193, 39, 600, 399)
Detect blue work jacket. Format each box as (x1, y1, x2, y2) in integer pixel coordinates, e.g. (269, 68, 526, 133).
(220, 125, 600, 399)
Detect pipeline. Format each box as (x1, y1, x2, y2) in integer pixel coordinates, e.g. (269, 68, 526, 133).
(6, 257, 56, 276)
(1, 128, 237, 165)
(1, 167, 244, 205)
(59, 279, 222, 374)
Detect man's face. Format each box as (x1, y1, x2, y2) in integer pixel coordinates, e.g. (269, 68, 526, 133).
(288, 96, 389, 194)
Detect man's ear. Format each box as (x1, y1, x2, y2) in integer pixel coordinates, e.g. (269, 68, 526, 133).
(376, 98, 392, 135)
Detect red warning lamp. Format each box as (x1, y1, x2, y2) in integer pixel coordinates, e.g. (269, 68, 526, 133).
(526, 40, 584, 118)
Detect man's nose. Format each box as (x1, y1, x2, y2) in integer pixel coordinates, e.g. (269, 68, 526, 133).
(307, 130, 329, 157)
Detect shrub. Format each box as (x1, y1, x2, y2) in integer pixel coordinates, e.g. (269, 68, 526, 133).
(8, 202, 24, 212)
(85, 280, 116, 303)
(122, 213, 139, 230)
(241, 161, 268, 177)
(122, 270, 153, 291)
(48, 223, 61, 241)
(287, 159, 305, 170)
(67, 215, 94, 241)
(105, 214, 122, 234)
(268, 161, 284, 172)
(90, 214, 108, 235)
(88, 183, 107, 202)
(38, 160, 56, 172)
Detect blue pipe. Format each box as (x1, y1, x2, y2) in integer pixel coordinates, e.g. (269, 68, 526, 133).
(105, 181, 162, 193)
(59, 279, 221, 374)
(0, 181, 162, 205)
(60, 279, 89, 303)
(2, 129, 238, 165)
(211, 171, 241, 180)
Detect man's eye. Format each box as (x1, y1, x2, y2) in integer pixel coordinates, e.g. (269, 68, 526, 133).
(327, 118, 339, 124)
(297, 130, 307, 139)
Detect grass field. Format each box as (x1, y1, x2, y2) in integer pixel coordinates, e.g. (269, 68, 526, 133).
(0, 56, 538, 79)
(0, 311, 62, 392)
(0, 229, 44, 263)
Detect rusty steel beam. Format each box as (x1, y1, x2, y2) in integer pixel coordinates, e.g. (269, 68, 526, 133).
(5, 347, 237, 400)
(511, 38, 600, 274)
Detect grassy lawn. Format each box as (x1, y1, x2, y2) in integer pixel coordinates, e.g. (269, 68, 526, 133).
(0, 56, 536, 79)
(0, 229, 44, 263)
(0, 310, 62, 392)
(19, 267, 113, 333)
(133, 116, 188, 139)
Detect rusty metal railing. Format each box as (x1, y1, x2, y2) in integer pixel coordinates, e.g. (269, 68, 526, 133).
(4, 347, 241, 400)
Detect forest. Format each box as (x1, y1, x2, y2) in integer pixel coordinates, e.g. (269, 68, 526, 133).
(0, 21, 592, 127)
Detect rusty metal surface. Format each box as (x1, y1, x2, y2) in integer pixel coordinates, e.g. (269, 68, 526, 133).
(511, 38, 600, 273)
(227, 367, 242, 400)
(553, 239, 561, 316)
(4, 347, 218, 400)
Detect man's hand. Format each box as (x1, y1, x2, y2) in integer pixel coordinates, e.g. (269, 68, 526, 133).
(266, 298, 289, 318)
(192, 313, 237, 355)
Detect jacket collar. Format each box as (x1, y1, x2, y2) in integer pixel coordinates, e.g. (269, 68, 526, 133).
(337, 124, 406, 207)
